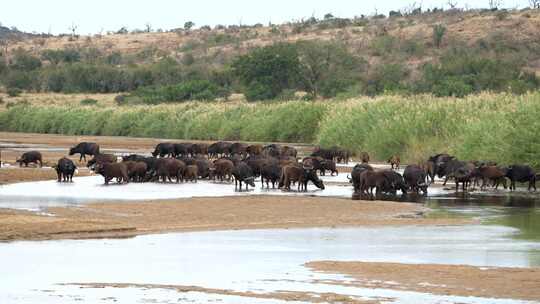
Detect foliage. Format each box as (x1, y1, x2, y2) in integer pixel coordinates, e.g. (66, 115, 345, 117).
(432, 24, 447, 48)
(3, 93, 540, 167)
(296, 40, 364, 98)
(130, 80, 230, 104)
(6, 87, 22, 97)
(79, 98, 98, 105)
(232, 43, 300, 101)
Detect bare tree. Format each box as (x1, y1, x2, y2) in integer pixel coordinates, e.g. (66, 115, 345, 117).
(530, 0, 540, 8)
(488, 0, 502, 9)
(68, 22, 78, 40)
(145, 22, 152, 33)
(447, 0, 458, 9)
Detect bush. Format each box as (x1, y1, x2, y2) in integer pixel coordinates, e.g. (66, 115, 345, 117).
(416, 48, 539, 96)
(80, 98, 98, 105)
(432, 24, 446, 48)
(114, 94, 128, 106)
(6, 88, 22, 97)
(233, 43, 300, 101)
(132, 80, 230, 104)
(296, 40, 364, 98)
(365, 63, 408, 95)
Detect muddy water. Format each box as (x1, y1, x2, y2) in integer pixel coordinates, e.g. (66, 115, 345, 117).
(2, 169, 540, 303)
(1, 226, 539, 304)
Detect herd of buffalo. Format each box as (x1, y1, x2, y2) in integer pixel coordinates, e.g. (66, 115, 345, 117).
(12, 141, 539, 198)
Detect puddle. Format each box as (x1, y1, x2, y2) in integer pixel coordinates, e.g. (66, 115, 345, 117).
(1, 226, 539, 303)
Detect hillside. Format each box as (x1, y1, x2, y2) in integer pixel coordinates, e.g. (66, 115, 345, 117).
(0, 8, 539, 101)
(5, 9, 540, 73)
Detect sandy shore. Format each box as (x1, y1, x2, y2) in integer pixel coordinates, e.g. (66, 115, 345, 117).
(72, 282, 380, 303)
(0, 196, 470, 242)
(0, 166, 92, 185)
(306, 261, 540, 301)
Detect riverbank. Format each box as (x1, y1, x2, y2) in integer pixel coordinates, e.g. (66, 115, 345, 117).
(0, 196, 470, 242)
(306, 261, 540, 301)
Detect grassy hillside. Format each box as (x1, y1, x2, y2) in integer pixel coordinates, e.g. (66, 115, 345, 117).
(0, 8, 539, 101)
(2, 92, 539, 167)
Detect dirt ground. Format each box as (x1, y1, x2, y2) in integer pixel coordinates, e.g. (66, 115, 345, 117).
(307, 261, 540, 301)
(0, 196, 471, 242)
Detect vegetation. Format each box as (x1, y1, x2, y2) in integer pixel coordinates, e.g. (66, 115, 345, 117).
(1, 8, 539, 102)
(2, 93, 540, 167)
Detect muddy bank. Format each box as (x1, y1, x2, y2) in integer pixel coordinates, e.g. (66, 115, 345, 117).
(71, 283, 378, 304)
(306, 261, 540, 301)
(0, 196, 469, 242)
(0, 167, 92, 185)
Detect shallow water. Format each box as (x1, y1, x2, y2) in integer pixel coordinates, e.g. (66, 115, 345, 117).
(1, 226, 539, 304)
(2, 168, 540, 303)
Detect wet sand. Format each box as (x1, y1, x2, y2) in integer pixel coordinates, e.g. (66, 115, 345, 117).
(0, 196, 470, 242)
(71, 282, 380, 303)
(306, 261, 540, 301)
(0, 166, 92, 185)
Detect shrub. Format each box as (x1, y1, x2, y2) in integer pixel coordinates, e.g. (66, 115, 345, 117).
(132, 80, 230, 104)
(432, 24, 446, 48)
(11, 49, 42, 71)
(114, 94, 128, 106)
(370, 36, 397, 56)
(7, 88, 22, 97)
(233, 43, 300, 101)
(296, 40, 364, 98)
(80, 98, 98, 105)
(365, 63, 408, 95)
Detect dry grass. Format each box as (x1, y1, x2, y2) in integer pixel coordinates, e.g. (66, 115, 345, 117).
(5, 10, 540, 74)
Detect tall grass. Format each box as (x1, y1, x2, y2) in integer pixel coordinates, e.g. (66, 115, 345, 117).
(0, 101, 328, 143)
(1, 93, 539, 167)
(317, 93, 540, 167)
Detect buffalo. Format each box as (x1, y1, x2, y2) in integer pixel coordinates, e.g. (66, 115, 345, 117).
(185, 165, 199, 183)
(212, 158, 234, 182)
(359, 169, 407, 196)
(279, 165, 324, 192)
(208, 141, 232, 158)
(95, 162, 129, 185)
(54, 157, 76, 182)
(360, 152, 370, 164)
(152, 143, 175, 158)
(16, 151, 43, 167)
(403, 165, 428, 195)
(477, 165, 508, 190)
(87, 153, 117, 169)
(260, 159, 281, 189)
(388, 155, 400, 170)
(506, 165, 536, 191)
(349, 163, 374, 194)
(69, 142, 100, 162)
(232, 162, 256, 191)
(154, 158, 186, 183)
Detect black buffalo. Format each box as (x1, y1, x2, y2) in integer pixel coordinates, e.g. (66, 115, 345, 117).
(506, 165, 536, 191)
(69, 142, 100, 162)
(152, 143, 175, 158)
(232, 162, 256, 191)
(54, 157, 76, 182)
(403, 165, 428, 195)
(16, 151, 43, 167)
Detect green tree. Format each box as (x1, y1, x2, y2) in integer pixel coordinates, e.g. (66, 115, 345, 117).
(11, 49, 42, 71)
(296, 40, 363, 98)
(232, 43, 300, 101)
(184, 21, 195, 31)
